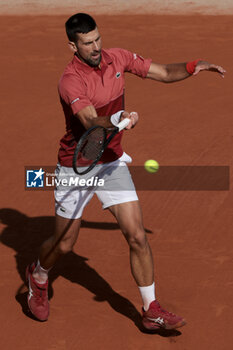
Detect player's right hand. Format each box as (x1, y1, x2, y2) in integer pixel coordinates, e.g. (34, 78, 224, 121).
(120, 111, 139, 129)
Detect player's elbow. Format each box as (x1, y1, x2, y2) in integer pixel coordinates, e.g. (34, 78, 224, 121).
(147, 65, 171, 83)
(76, 107, 98, 129)
(160, 66, 174, 83)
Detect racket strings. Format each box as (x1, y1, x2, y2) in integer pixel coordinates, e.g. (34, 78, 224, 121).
(76, 127, 106, 165)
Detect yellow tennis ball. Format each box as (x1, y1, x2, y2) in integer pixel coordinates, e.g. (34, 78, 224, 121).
(144, 159, 159, 173)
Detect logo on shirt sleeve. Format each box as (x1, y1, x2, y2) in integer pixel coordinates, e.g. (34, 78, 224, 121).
(71, 97, 80, 105)
(133, 53, 144, 61)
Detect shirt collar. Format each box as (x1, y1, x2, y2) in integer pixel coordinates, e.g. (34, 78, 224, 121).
(72, 49, 112, 73)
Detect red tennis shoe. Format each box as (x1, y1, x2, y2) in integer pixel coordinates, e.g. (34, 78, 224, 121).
(142, 300, 186, 330)
(26, 263, 49, 321)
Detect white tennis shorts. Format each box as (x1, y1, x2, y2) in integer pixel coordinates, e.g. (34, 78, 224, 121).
(54, 152, 138, 219)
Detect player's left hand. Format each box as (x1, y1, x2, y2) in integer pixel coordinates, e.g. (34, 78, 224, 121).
(193, 61, 226, 78)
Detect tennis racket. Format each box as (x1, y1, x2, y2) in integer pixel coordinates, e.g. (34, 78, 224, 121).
(72, 118, 130, 175)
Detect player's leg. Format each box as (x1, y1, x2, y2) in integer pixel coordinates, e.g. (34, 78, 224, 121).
(26, 166, 95, 321)
(108, 200, 186, 330)
(26, 214, 82, 321)
(96, 160, 186, 330)
(108, 200, 153, 287)
(96, 161, 154, 289)
(33, 214, 82, 281)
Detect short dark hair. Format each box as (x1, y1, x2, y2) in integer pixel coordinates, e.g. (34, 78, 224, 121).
(65, 13, 97, 42)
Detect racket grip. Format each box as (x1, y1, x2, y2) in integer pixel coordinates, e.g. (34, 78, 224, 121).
(117, 118, 130, 131)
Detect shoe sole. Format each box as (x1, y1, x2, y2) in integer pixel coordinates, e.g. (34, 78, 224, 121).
(142, 317, 187, 330)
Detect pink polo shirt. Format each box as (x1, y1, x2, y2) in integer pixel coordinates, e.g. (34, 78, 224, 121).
(58, 48, 152, 167)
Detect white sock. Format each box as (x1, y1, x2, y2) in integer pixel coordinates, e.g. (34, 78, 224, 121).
(138, 282, 156, 311)
(33, 260, 49, 283)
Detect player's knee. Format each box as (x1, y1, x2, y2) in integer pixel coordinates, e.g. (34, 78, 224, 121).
(56, 238, 74, 255)
(127, 228, 147, 251)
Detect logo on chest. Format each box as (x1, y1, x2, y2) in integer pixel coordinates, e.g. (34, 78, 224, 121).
(116, 72, 121, 79)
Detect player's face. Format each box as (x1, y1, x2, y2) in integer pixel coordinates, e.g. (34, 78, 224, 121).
(73, 28, 102, 67)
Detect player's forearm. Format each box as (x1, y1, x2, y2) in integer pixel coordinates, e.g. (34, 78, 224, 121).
(77, 108, 137, 130)
(76, 105, 113, 129)
(147, 59, 225, 82)
(79, 114, 113, 129)
(164, 63, 191, 83)
(147, 61, 194, 83)
(77, 107, 133, 130)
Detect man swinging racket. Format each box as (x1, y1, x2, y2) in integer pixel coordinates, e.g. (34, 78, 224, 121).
(26, 13, 226, 330)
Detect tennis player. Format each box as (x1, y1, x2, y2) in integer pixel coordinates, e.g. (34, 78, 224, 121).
(26, 13, 225, 329)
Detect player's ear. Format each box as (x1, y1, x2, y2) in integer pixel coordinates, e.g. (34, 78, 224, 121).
(68, 41, 78, 53)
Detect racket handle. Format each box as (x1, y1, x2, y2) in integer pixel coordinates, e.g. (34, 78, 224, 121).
(117, 118, 130, 131)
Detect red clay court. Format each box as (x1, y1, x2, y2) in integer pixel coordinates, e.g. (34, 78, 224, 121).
(0, 1, 232, 349)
